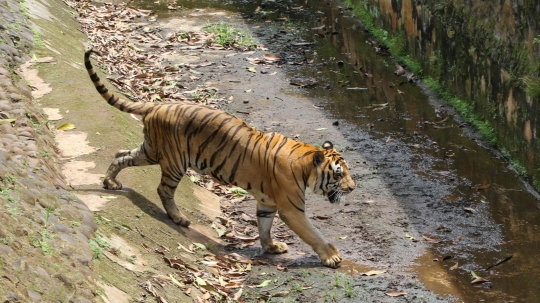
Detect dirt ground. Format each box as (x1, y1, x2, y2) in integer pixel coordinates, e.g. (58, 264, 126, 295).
(21, 0, 532, 302)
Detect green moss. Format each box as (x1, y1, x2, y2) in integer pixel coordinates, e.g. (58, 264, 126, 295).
(343, 0, 423, 75)
(524, 76, 540, 99)
(424, 77, 497, 145)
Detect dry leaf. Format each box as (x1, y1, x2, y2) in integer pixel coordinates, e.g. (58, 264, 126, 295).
(450, 262, 459, 270)
(57, 123, 75, 130)
(463, 207, 475, 214)
(263, 54, 281, 62)
(233, 288, 243, 300)
(422, 235, 440, 243)
(360, 270, 386, 276)
(471, 184, 490, 190)
(386, 290, 407, 297)
(315, 215, 330, 220)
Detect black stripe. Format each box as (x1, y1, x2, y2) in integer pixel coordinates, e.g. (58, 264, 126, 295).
(256, 210, 276, 217)
(228, 154, 242, 183)
(271, 136, 288, 175)
(90, 73, 100, 82)
(287, 197, 305, 212)
(119, 100, 126, 111)
(85, 60, 92, 69)
(96, 84, 108, 94)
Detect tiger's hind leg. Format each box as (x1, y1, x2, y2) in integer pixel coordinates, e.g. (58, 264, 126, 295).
(157, 168, 190, 227)
(103, 144, 155, 190)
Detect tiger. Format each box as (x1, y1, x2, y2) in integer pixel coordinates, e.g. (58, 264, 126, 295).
(84, 49, 356, 267)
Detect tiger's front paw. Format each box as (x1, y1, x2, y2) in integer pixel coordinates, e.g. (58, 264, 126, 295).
(317, 243, 342, 268)
(103, 177, 122, 190)
(265, 241, 288, 254)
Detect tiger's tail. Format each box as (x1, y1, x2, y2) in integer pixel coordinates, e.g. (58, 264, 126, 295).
(84, 48, 154, 115)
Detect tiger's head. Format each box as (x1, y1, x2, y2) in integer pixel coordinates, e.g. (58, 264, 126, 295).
(311, 141, 356, 203)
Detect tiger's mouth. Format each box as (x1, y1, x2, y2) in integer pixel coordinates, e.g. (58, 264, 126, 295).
(328, 190, 340, 204)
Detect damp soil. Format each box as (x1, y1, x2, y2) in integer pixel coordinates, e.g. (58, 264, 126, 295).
(28, 0, 540, 302)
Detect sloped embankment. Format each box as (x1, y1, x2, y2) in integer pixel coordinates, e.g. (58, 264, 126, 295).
(0, 0, 97, 302)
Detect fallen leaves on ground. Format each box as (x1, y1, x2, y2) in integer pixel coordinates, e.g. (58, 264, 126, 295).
(470, 270, 489, 284)
(360, 270, 386, 276)
(471, 184, 490, 190)
(63, 0, 245, 106)
(385, 289, 407, 297)
(422, 235, 440, 244)
(57, 123, 75, 130)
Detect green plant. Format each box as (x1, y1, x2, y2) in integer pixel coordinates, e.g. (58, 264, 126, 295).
(203, 22, 256, 49)
(332, 273, 345, 288)
(39, 150, 52, 158)
(89, 234, 110, 259)
(424, 76, 497, 145)
(31, 27, 45, 47)
(43, 207, 55, 225)
(523, 76, 540, 99)
(324, 290, 338, 302)
(344, 280, 358, 298)
(0, 238, 8, 245)
(4, 173, 16, 183)
(126, 256, 136, 264)
(230, 187, 248, 197)
(0, 188, 16, 203)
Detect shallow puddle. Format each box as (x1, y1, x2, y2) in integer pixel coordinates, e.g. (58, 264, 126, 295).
(337, 259, 378, 275)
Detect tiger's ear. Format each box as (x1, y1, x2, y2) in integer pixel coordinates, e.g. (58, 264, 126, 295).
(322, 141, 334, 150)
(313, 150, 325, 166)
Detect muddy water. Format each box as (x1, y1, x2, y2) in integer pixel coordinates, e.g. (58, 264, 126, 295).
(134, 0, 540, 302)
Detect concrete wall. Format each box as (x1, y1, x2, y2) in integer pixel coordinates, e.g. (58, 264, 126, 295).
(350, 0, 540, 188)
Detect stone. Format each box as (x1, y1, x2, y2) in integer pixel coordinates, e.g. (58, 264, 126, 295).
(0, 243, 15, 256)
(10, 108, 25, 116)
(59, 233, 77, 245)
(18, 131, 32, 138)
(27, 290, 41, 302)
(35, 267, 50, 279)
(54, 222, 73, 234)
(13, 228, 28, 237)
(10, 146, 23, 154)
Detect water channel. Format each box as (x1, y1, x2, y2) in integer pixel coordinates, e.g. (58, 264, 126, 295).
(132, 0, 540, 301)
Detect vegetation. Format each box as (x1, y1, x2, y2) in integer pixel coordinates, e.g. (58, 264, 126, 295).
(203, 22, 257, 49)
(343, 0, 422, 75)
(89, 234, 110, 259)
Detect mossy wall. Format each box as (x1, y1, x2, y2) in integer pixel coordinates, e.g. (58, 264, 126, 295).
(347, 0, 540, 189)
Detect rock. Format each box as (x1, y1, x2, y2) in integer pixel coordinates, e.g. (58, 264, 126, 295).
(27, 289, 41, 302)
(13, 228, 28, 237)
(59, 233, 77, 245)
(35, 267, 50, 279)
(0, 243, 15, 256)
